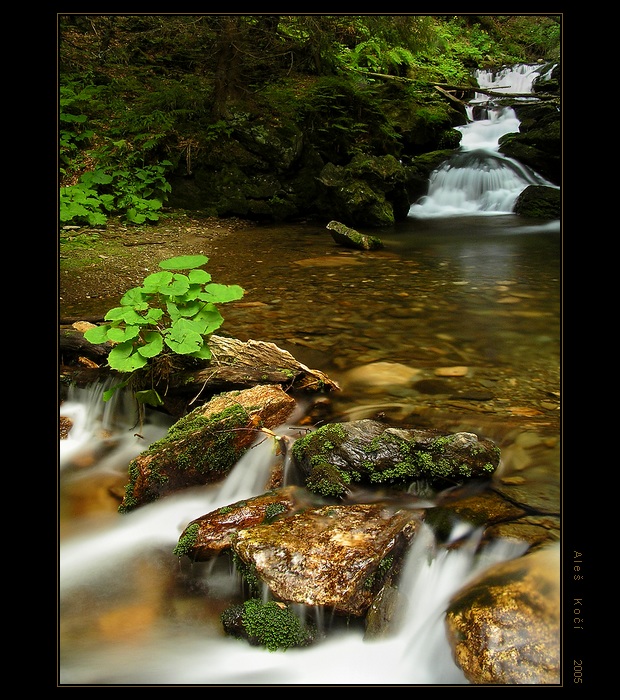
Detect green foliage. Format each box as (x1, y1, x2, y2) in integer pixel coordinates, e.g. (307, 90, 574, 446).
(345, 37, 417, 76)
(59, 81, 103, 176)
(60, 162, 173, 226)
(58, 15, 560, 227)
(301, 77, 400, 162)
(84, 255, 244, 401)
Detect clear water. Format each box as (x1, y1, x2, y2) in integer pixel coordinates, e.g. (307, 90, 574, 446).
(58, 64, 561, 686)
(59, 390, 530, 685)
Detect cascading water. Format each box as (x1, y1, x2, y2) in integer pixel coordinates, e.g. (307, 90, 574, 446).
(59, 62, 560, 686)
(409, 63, 558, 218)
(59, 385, 530, 685)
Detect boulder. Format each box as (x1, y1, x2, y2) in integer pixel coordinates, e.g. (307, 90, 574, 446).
(513, 184, 561, 220)
(232, 502, 418, 616)
(118, 385, 296, 512)
(445, 545, 560, 684)
(291, 419, 501, 498)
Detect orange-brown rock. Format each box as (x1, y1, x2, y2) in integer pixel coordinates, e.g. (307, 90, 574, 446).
(445, 544, 560, 684)
(233, 503, 419, 616)
(119, 384, 296, 512)
(174, 485, 321, 560)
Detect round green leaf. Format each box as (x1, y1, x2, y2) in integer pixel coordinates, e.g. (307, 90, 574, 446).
(134, 389, 164, 407)
(159, 255, 209, 271)
(188, 269, 211, 284)
(83, 325, 110, 345)
(200, 283, 245, 303)
(107, 325, 141, 343)
(120, 287, 149, 309)
(108, 343, 148, 372)
(143, 271, 174, 290)
(138, 332, 164, 358)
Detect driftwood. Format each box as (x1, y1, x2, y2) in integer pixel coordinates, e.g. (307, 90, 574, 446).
(168, 335, 340, 395)
(59, 327, 340, 407)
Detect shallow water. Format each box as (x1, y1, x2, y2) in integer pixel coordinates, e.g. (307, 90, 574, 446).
(59, 62, 562, 684)
(59, 214, 561, 685)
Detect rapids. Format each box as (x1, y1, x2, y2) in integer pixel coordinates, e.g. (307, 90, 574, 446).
(59, 63, 561, 685)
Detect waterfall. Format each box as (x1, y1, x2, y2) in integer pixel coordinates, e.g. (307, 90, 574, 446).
(59, 385, 529, 685)
(409, 64, 557, 218)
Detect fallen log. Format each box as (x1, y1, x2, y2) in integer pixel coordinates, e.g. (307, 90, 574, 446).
(168, 335, 340, 396)
(59, 326, 340, 411)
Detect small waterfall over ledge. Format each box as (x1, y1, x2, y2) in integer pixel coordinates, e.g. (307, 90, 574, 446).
(409, 63, 558, 218)
(59, 385, 529, 685)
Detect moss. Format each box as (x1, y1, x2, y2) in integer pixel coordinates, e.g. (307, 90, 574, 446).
(121, 403, 252, 513)
(306, 461, 351, 498)
(232, 551, 263, 597)
(293, 424, 353, 497)
(364, 555, 394, 589)
(165, 402, 250, 441)
(364, 432, 431, 484)
(237, 598, 315, 651)
(291, 423, 348, 462)
(264, 502, 287, 523)
(173, 522, 200, 557)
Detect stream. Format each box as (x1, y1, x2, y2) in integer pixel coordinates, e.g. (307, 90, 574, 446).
(59, 64, 561, 686)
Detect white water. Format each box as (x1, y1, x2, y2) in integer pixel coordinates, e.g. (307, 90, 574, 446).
(59, 385, 529, 685)
(409, 63, 557, 218)
(59, 62, 559, 686)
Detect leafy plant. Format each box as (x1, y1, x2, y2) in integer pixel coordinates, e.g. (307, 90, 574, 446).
(84, 254, 244, 401)
(60, 163, 173, 226)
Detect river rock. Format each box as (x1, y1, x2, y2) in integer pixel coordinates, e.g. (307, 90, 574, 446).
(340, 361, 422, 393)
(232, 503, 418, 616)
(291, 419, 501, 498)
(513, 184, 560, 220)
(326, 220, 384, 250)
(445, 544, 560, 684)
(173, 485, 322, 560)
(118, 385, 296, 512)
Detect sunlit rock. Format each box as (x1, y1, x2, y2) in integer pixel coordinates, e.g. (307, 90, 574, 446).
(445, 544, 560, 684)
(232, 503, 418, 616)
(174, 485, 322, 560)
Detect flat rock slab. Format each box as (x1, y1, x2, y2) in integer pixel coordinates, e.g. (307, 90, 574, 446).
(233, 503, 418, 616)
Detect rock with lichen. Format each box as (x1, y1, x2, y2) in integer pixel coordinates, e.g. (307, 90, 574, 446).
(290, 419, 501, 498)
(118, 384, 296, 512)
